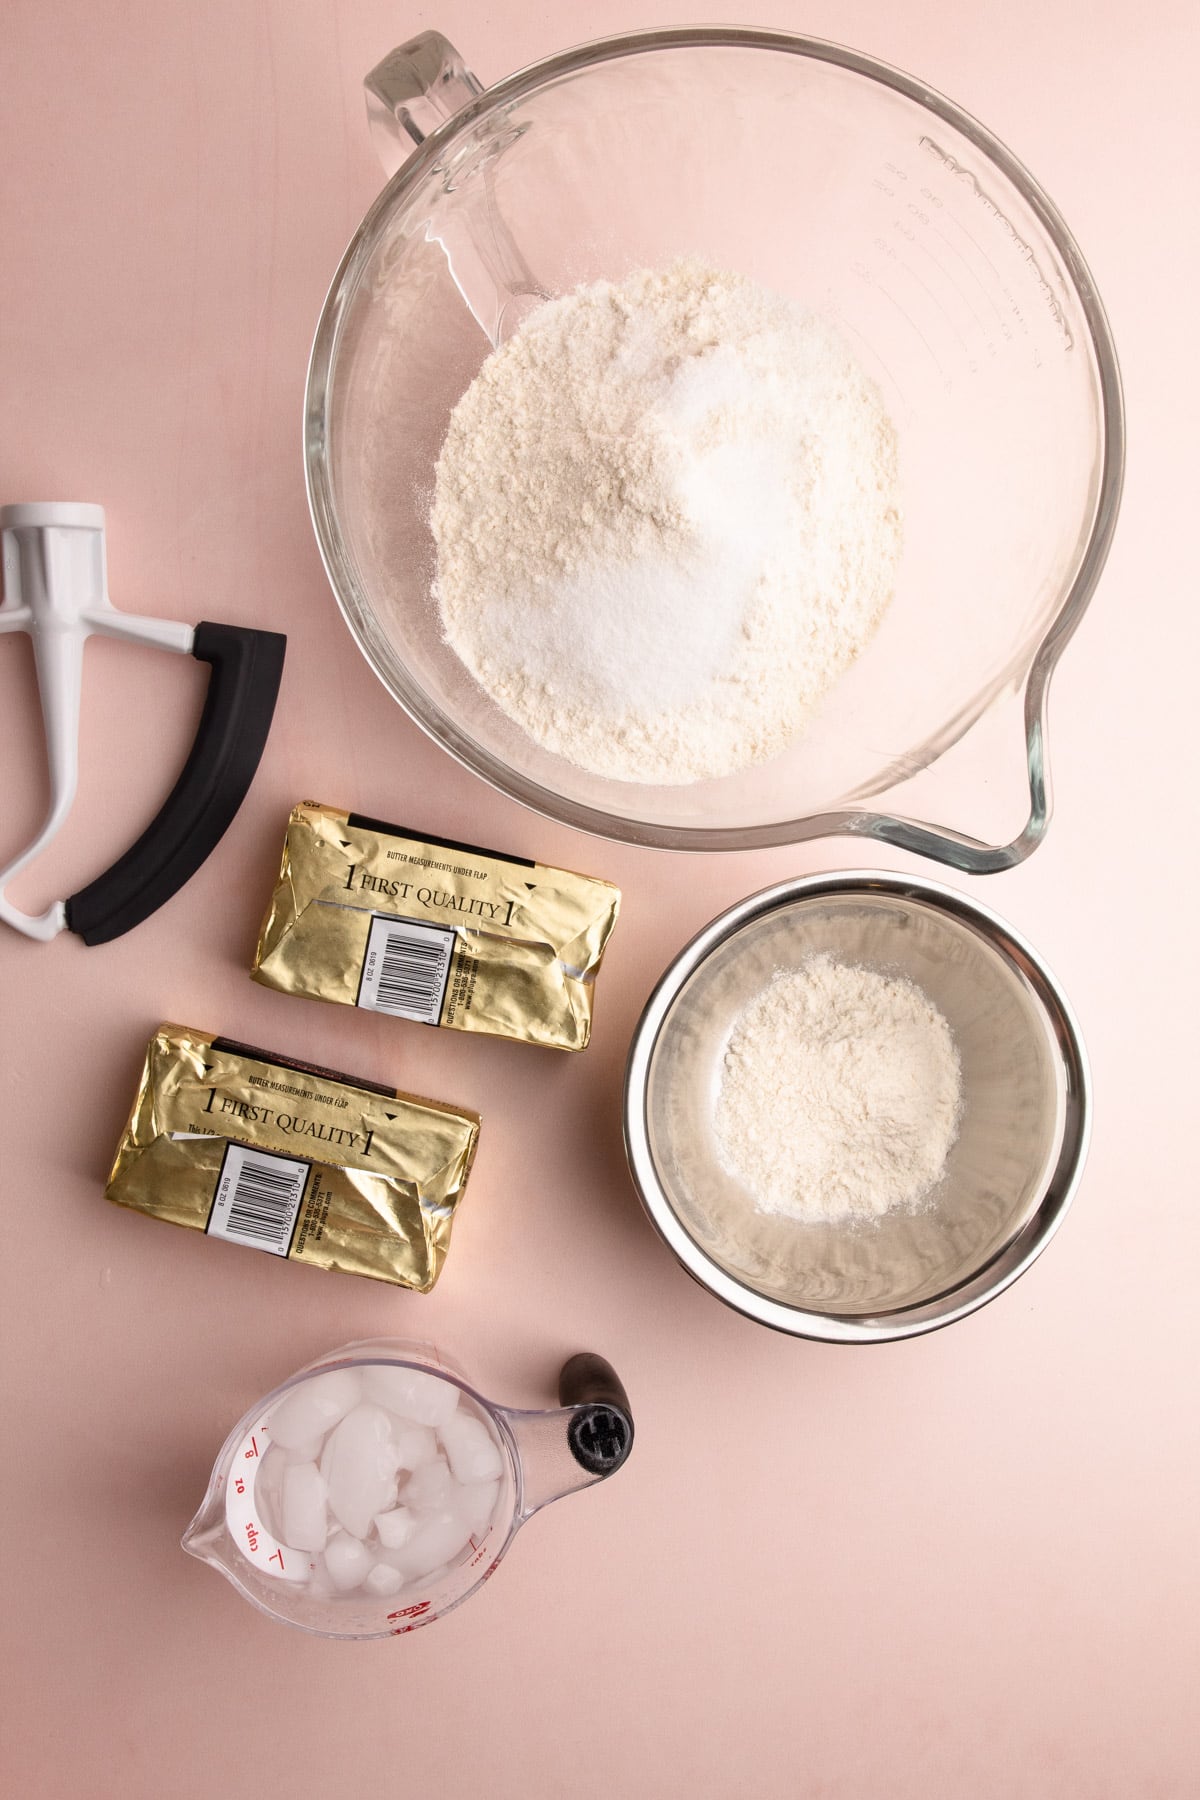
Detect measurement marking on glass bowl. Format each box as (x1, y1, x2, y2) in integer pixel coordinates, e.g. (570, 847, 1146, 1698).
(898, 215, 993, 347)
(911, 160, 1023, 326)
(937, 204, 1031, 341)
(891, 237, 972, 357)
(920, 136, 1073, 348)
(873, 274, 950, 382)
(927, 212, 1012, 333)
(910, 248, 993, 356)
(833, 307, 908, 421)
(875, 159, 988, 355)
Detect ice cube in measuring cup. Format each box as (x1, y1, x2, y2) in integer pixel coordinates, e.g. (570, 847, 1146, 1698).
(440, 1410, 504, 1483)
(269, 1369, 362, 1448)
(280, 1462, 328, 1554)
(324, 1530, 372, 1592)
(402, 1457, 454, 1511)
(362, 1363, 461, 1428)
(324, 1404, 400, 1540)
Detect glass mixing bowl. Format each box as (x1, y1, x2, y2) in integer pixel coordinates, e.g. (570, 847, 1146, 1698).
(306, 28, 1123, 868)
(623, 872, 1090, 1342)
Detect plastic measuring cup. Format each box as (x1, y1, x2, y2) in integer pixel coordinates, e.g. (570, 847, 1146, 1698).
(183, 1340, 633, 1637)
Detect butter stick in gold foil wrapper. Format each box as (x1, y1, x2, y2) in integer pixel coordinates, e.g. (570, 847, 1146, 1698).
(250, 803, 621, 1051)
(105, 1025, 480, 1292)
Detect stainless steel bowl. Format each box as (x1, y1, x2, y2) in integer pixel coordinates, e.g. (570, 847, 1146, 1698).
(623, 872, 1089, 1342)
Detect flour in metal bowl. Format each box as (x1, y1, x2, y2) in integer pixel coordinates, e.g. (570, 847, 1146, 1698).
(714, 954, 963, 1225)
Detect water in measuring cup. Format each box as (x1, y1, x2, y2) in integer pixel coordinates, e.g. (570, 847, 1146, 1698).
(250, 1367, 504, 1600)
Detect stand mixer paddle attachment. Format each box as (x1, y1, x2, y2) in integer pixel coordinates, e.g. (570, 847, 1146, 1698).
(0, 503, 286, 943)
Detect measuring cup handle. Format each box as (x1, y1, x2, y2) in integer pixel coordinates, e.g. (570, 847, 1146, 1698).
(558, 1353, 631, 1417)
(64, 622, 286, 944)
(501, 1356, 634, 1519)
(558, 1354, 634, 1480)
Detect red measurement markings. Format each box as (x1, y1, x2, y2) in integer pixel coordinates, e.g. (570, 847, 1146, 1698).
(386, 1601, 431, 1623)
(467, 1523, 493, 1564)
(244, 1435, 259, 1460)
(234, 1476, 246, 1496)
(245, 1521, 259, 1552)
(268, 1549, 286, 1571)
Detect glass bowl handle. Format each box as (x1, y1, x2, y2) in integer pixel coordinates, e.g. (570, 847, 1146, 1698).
(365, 32, 484, 177)
(362, 34, 550, 347)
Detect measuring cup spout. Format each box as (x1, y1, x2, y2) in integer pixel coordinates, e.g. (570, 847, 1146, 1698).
(502, 1354, 634, 1522)
(181, 1488, 233, 1583)
(181, 1517, 221, 1561)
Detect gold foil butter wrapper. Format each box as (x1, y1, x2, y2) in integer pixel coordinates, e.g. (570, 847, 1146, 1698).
(250, 803, 622, 1052)
(105, 1025, 480, 1292)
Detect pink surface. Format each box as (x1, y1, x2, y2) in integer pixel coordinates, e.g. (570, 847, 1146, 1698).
(1, 3, 1196, 1796)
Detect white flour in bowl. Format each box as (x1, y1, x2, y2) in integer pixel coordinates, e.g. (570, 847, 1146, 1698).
(714, 955, 962, 1225)
(430, 259, 900, 785)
